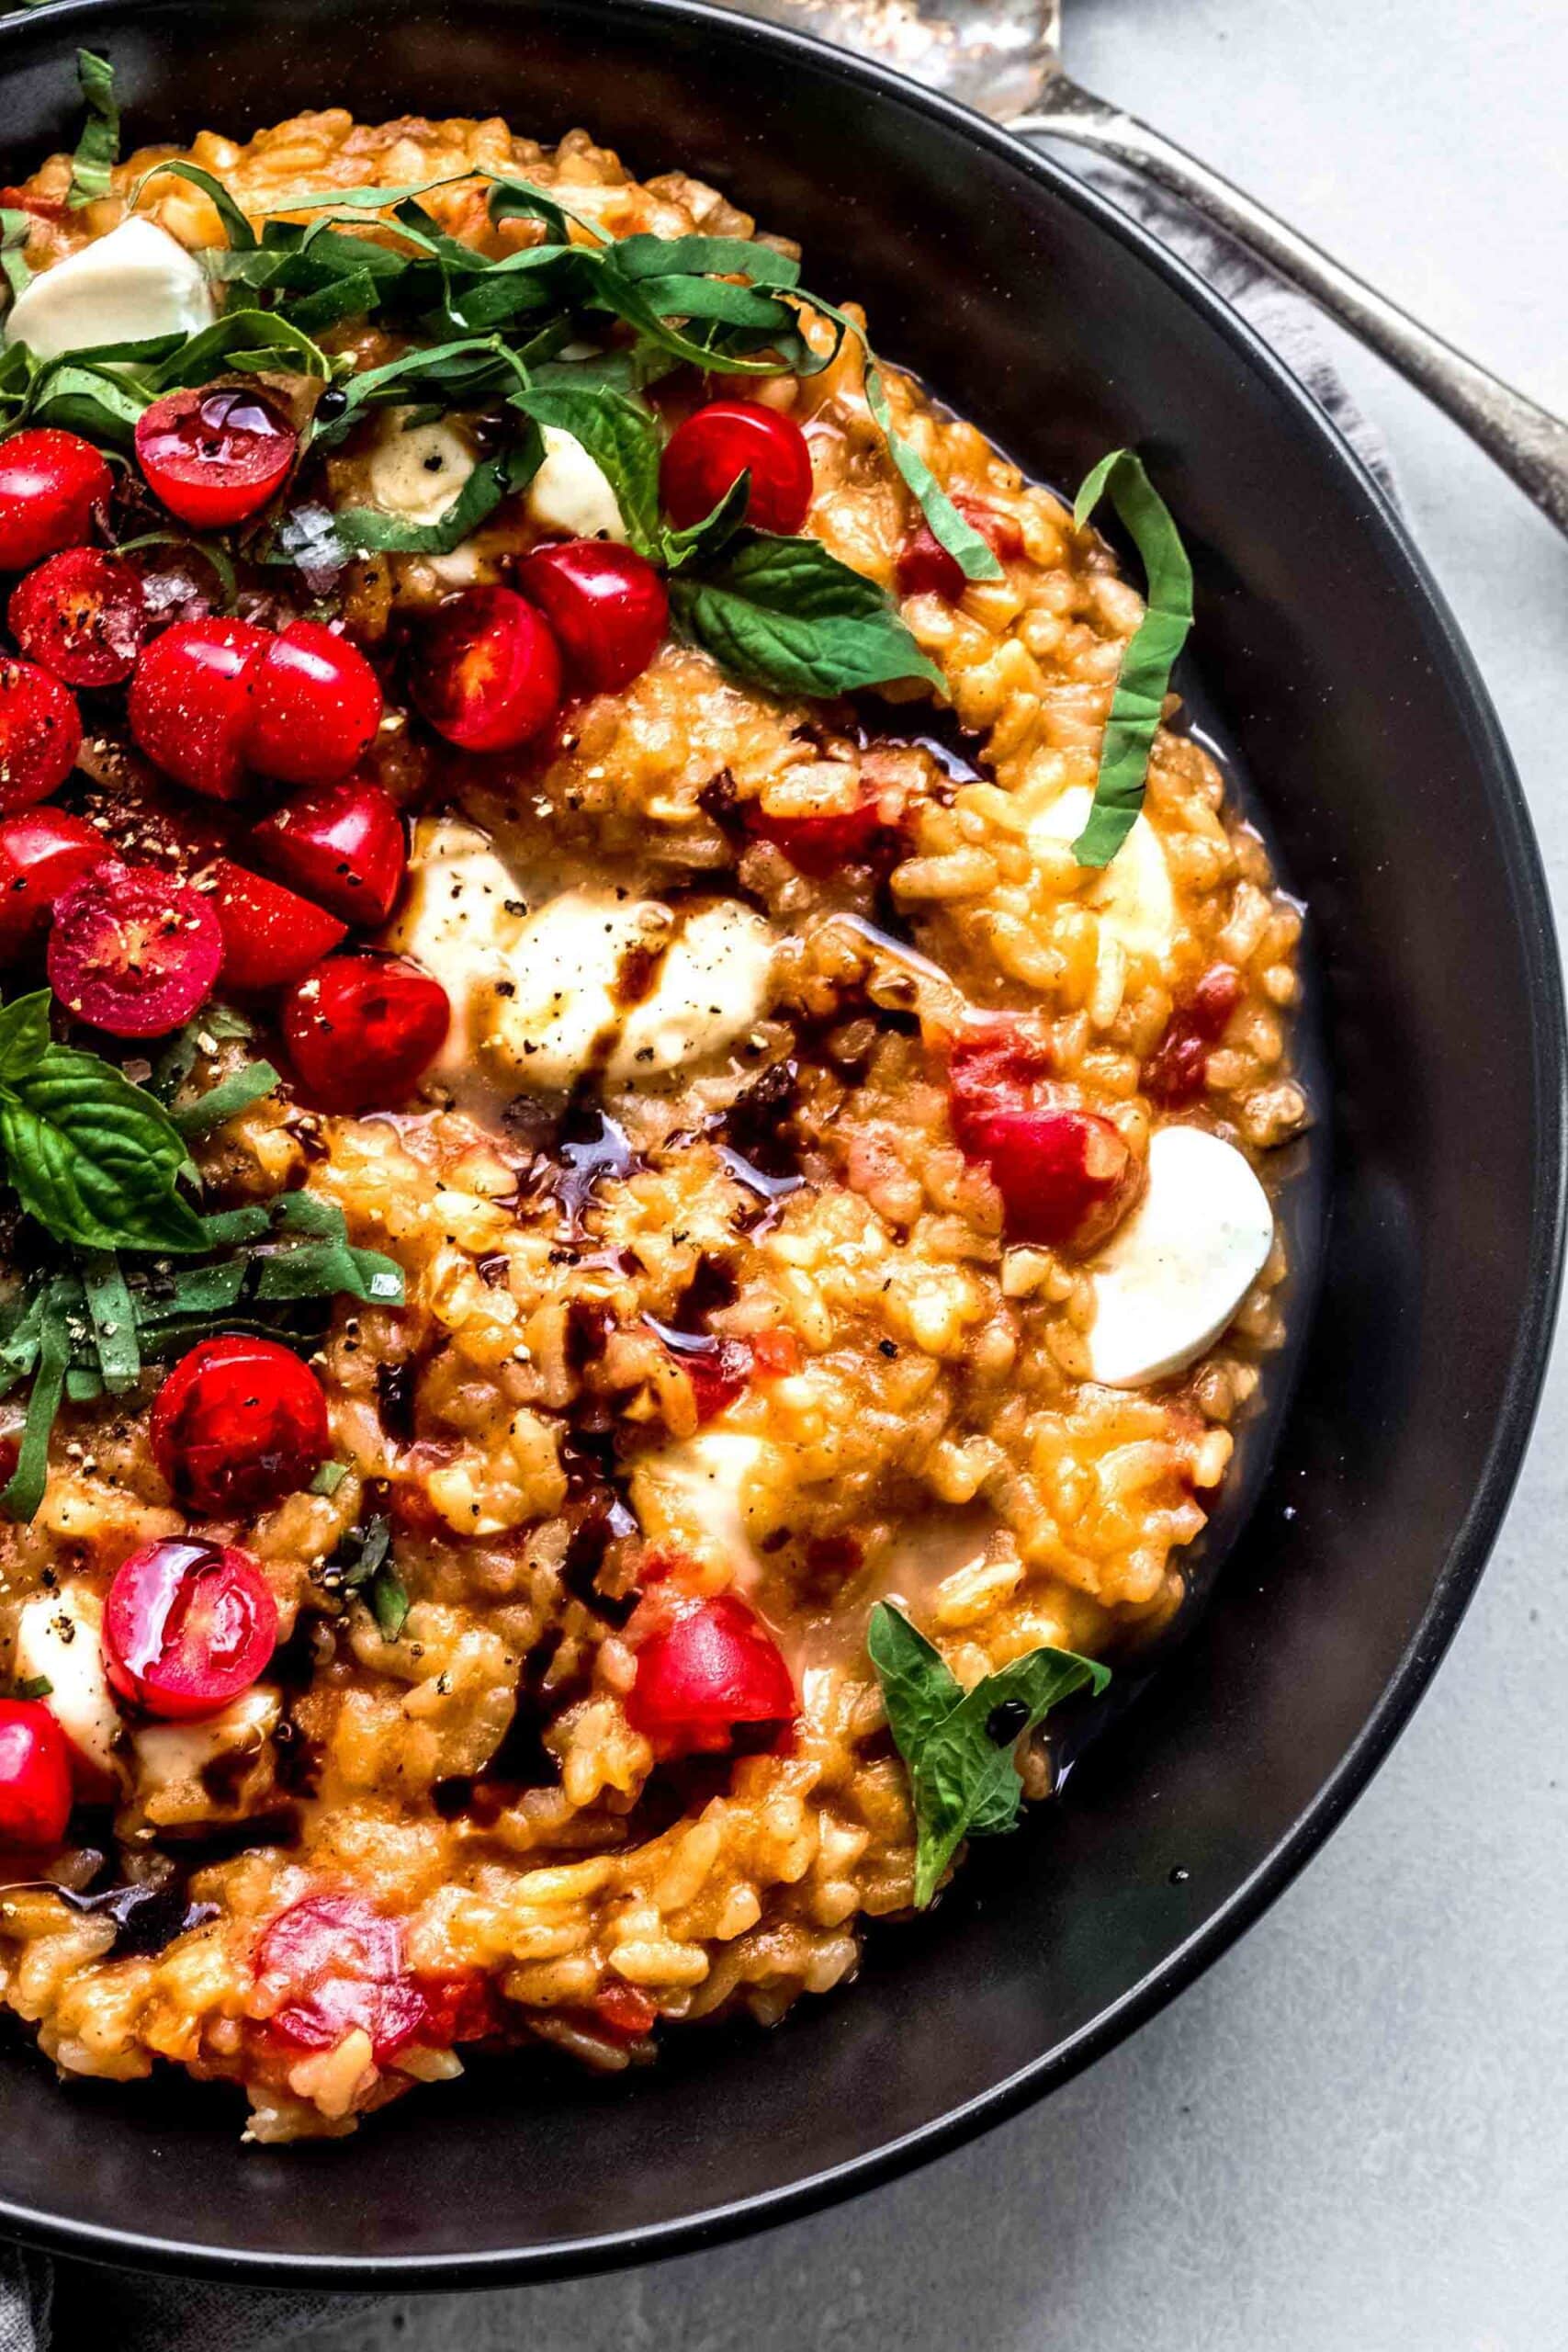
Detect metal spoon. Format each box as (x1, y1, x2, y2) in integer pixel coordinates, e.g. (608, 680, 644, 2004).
(720, 0, 1568, 531)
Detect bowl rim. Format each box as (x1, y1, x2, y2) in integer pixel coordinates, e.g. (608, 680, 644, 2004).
(1, 0, 1563, 2287)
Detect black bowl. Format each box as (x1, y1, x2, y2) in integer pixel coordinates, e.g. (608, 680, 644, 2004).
(0, 0, 1560, 2286)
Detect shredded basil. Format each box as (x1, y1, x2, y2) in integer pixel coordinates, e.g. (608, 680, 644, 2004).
(168, 1059, 281, 1137)
(66, 50, 118, 210)
(322, 1510, 409, 1638)
(0, 211, 31, 309)
(868, 1600, 1109, 1906)
(1070, 448, 1194, 868)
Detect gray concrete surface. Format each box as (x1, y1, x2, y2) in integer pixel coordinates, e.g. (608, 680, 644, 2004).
(300, 6, 1568, 2345)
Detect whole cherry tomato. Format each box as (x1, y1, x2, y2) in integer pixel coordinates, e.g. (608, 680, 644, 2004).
(104, 1537, 278, 1720)
(250, 776, 406, 927)
(47, 859, 222, 1037)
(0, 656, 81, 811)
(128, 616, 270, 800)
(151, 1334, 331, 1515)
(660, 400, 813, 537)
(626, 1590, 795, 1759)
(517, 541, 668, 695)
(244, 622, 383, 788)
(0, 1699, 73, 1849)
(0, 430, 111, 571)
(254, 1893, 430, 2061)
(408, 586, 562, 752)
(896, 496, 1024, 602)
(8, 548, 150, 687)
(134, 386, 298, 529)
(0, 808, 105, 961)
(205, 857, 348, 994)
(280, 950, 449, 1111)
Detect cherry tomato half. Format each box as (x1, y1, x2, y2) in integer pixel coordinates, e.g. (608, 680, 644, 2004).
(0, 430, 112, 572)
(206, 857, 348, 994)
(250, 775, 406, 928)
(409, 586, 563, 753)
(0, 1699, 73, 1849)
(626, 1591, 795, 1759)
(280, 950, 449, 1112)
(660, 400, 813, 537)
(895, 497, 1025, 602)
(47, 859, 222, 1037)
(244, 621, 383, 789)
(134, 386, 298, 530)
(517, 541, 669, 695)
(8, 548, 151, 689)
(104, 1537, 278, 1720)
(128, 616, 270, 800)
(254, 1893, 429, 2061)
(0, 656, 81, 811)
(151, 1334, 331, 1516)
(0, 807, 105, 961)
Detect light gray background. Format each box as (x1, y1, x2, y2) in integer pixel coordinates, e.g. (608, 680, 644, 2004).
(294, 5, 1568, 2346)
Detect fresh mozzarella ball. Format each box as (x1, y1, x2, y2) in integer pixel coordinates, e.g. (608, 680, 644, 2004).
(15, 1583, 123, 1789)
(603, 901, 777, 1082)
(384, 818, 532, 1073)
(6, 217, 215, 357)
(1086, 1125, 1274, 1386)
(1029, 782, 1177, 965)
(366, 408, 478, 528)
(131, 1687, 279, 1813)
(487, 888, 671, 1091)
(525, 424, 626, 541)
(631, 1433, 784, 1581)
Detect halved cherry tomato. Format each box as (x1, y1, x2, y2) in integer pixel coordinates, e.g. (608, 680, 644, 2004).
(280, 950, 449, 1111)
(517, 541, 668, 695)
(128, 616, 270, 800)
(254, 1893, 429, 2061)
(626, 1591, 795, 1759)
(251, 775, 405, 927)
(151, 1334, 330, 1515)
(896, 496, 1025, 602)
(104, 1537, 277, 1720)
(8, 548, 150, 688)
(0, 656, 81, 811)
(660, 399, 813, 537)
(1143, 962, 1243, 1105)
(409, 586, 562, 752)
(133, 386, 298, 529)
(47, 859, 222, 1037)
(205, 857, 348, 994)
(0, 430, 111, 572)
(0, 808, 104, 960)
(244, 622, 383, 788)
(0, 1699, 73, 1849)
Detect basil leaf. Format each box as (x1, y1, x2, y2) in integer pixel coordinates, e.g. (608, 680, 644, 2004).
(868, 1600, 1110, 1907)
(149, 1002, 253, 1103)
(130, 158, 257, 250)
(1070, 448, 1194, 868)
(12, 1677, 52, 1702)
(79, 1250, 140, 1393)
(27, 358, 149, 448)
(369, 1565, 411, 1640)
(513, 383, 661, 553)
(671, 530, 943, 699)
(169, 1058, 280, 1136)
(145, 308, 331, 390)
(0, 989, 51, 1080)
(67, 51, 119, 211)
(0, 1046, 209, 1254)
(659, 472, 750, 573)
(611, 233, 800, 290)
(0, 210, 31, 307)
(0, 1281, 73, 1520)
(863, 361, 1002, 586)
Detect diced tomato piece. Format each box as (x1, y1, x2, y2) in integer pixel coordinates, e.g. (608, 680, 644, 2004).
(205, 857, 347, 994)
(948, 1020, 1141, 1252)
(682, 1337, 753, 1424)
(593, 1982, 658, 2041)
(626, 1592, 795, 1759)
(747, 790, 890, 878)
(751, 1328, 803, 1378)
(104, 1538, 278, 1720)
(896, 496, 1024, 601)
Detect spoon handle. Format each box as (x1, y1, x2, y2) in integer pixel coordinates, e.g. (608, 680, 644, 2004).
(1013, 85, 1568, 533)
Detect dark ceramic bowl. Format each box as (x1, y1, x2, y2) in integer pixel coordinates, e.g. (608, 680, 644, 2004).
(0, 0, 1560, 2286)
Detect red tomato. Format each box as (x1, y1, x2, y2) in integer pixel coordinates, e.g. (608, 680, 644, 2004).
(1143, 963, 1243, 1104)
(244, 622, 383, 789)
(0, 1699, 72, 1849)
(0, 808, 104, 960)
(948, 1021, 1141, 1251)
(150, 1334, 330, 1515)
(409, 586, 562, 752)
(0, 430, 112, 572)
(255, 1893, 429, 2061)
(133, 386, 298, 529)
(0, 656, 81, 811)
(414, 1970, 498, 2046)
(660, 399, 813, 537)
(8, 548, 150, 688)
(517, 541, 669, 695)
(207, 857, 348, 993)
(896, 497, 1025, 602)
(748, 792, 888, 877)
(250, 777, 405, 928)
(626, 1592, 796, 1759)
(104, 1537, 278, 1719)
(592, 1982, 658, 2041)
(128, 617, 270, 800)
(280, 950, 449, 1111)
(668, 1335, 752, 1425)
(46, 859, 222, 1037)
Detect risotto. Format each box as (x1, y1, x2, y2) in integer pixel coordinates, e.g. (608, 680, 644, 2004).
(0, 57, 1308, 2139)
